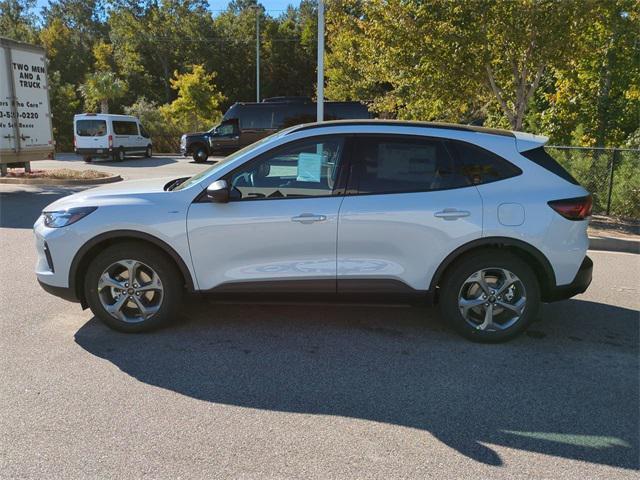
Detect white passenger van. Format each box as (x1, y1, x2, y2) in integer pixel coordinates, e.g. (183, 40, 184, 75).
(73, 114, 152, 162)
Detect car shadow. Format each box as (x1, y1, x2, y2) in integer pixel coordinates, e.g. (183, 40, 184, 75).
(0, 187, 80, 229)
(74, 298, 639, 469)
(85, 156, 177, 167)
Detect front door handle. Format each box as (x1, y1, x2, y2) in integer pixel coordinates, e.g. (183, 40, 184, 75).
(434, 209, 471, 220)
(291, 213, 327, 224)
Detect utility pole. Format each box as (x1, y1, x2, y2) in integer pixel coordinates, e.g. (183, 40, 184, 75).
(253, 5, 260, 102)
(316, 0, 324, 122)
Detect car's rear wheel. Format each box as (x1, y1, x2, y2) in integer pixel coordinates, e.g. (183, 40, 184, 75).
(439, 250, 540, 342)
(84, 242, 183, 332)
(193, 146, 208, 163)
(113, 147, 125, 162)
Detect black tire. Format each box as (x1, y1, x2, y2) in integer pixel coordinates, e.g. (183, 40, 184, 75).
(113, 147, 125, 162)
(145, 145, 152, 158)
(84, 242, 183, 333)
(83, 156, 92, 163)
(438, 249, 540, 343)
(193, 146, 208, 163)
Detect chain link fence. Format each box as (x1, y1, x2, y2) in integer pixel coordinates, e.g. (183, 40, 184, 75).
(546, 146, 640, 219)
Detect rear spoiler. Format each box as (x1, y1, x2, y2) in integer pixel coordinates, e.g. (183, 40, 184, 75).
(513, 131, 549, 152)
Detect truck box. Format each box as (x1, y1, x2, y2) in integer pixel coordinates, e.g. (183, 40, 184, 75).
(0, 37, 54, 171)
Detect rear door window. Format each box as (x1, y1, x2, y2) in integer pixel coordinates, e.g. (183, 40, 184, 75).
(445, 140, 522, 185)
(76, 120, 107, 136)
(349, 136, 470, 194)
(113, 121, 139, 135)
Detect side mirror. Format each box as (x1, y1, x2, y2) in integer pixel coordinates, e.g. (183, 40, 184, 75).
(206, 179, 229, 203)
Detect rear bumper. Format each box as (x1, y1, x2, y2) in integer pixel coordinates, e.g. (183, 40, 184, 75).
(544, 255, 593, 302)
(75, 148, 111, 158)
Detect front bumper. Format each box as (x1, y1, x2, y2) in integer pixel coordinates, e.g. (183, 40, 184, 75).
(38, 279, 79, 303)
(544, 255, 593, 302)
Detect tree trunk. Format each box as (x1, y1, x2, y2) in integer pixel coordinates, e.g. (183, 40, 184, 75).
(100, 99, 109, 114)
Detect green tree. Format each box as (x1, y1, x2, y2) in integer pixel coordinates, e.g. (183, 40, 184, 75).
(108, 0, 216, 103)
(159, 64, 225, 133)
(48, 71, 81, 151)
(78, 71, 128, 113)
(0, 0, 38, 42)
(326, 0, 583, 130)
(538, 2, 640, 146)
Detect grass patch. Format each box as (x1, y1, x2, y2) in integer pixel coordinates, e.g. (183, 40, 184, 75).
(5, 168, 111, 180)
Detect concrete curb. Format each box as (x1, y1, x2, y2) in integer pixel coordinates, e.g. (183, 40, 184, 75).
(0, 174, 122, 186)
(589, 235, 639, 254)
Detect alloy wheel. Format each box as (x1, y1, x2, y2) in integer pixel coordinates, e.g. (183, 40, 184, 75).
(457, 267, 527, 331)
(97, 259, 163, 323)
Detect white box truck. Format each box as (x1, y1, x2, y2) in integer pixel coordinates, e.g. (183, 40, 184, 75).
(0, 37, 54, 175)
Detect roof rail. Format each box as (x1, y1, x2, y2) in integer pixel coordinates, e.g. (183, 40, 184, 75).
(262, 96, 312, 103)
(289, 120, 516, 138)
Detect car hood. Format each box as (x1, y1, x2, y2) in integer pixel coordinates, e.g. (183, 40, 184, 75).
(43, 176, 177, 211)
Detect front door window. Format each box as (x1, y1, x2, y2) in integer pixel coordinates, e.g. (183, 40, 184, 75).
(228, 138, 344, 200)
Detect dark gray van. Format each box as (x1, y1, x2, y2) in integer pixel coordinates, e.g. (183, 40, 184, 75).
(180, 99, 371, 162)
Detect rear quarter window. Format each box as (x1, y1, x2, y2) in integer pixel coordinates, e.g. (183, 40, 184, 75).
(446, 140, 522, 185)
(520, 147, 580, 185)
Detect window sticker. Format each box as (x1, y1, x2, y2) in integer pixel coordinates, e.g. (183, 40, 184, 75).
(297, 152, 323, 182)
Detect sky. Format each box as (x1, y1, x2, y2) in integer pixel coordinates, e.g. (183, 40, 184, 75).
(34, 1, 304, 17)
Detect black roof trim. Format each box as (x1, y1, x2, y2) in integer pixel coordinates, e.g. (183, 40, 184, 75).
(289, 120, 515, 138)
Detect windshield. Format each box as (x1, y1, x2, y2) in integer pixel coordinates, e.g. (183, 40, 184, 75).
(173, 129, 290, 191)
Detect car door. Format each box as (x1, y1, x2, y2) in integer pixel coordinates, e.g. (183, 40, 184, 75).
(210, 120, 240, 155)
(337, 135, 483, 293)
(133, 121, 147, 151)
(187, 135, 348, 292)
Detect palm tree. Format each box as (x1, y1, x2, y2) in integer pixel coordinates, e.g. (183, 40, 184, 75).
(78, 72, 127, 114)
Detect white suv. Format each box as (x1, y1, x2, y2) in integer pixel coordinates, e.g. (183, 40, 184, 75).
(34, 121, 593, 342)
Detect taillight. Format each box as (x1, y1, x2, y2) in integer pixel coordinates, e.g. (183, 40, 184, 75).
(548, 195, 592, 220)
(108, 134, 113, 148)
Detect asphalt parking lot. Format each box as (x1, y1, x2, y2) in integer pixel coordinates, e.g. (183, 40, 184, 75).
(0, 155, 638, 479)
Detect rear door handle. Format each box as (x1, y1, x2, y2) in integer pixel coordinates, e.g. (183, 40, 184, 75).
(291, 213, 327, 224)
(434, 209, 471, 220)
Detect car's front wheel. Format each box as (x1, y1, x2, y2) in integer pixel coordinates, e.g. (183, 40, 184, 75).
(193, 146, 208, 163)
(439, 250, 540, 342)
(84, 242, 183, 332)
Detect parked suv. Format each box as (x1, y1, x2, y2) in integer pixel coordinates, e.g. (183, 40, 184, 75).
(35, 121, 592, 342)
(180, 99, 370, 162)
(74, 113, 152, 162)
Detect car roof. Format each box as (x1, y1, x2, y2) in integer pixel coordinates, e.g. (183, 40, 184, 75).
(74, 113, 138, 120)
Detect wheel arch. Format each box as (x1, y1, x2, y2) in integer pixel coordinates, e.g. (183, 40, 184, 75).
(429, 237, 557, 301)
(70, 230, 196, 307)
(190, 141, 209, 154)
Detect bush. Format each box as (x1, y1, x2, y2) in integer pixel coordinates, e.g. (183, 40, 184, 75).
(124, 98, 179, 153)
(548, 147, 640, 218)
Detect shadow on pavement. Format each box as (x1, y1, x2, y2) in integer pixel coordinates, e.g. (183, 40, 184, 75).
(0, 188, 77, 228)
(75, 298, 639, 469)
(83, 156, 177, 168)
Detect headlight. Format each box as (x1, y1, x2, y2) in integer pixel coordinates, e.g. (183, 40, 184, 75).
(43, 207, 97, 228)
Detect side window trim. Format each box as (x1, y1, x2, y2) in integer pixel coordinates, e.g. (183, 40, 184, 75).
(195, 134, 350, 203)
(345, 133, 462, 196)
